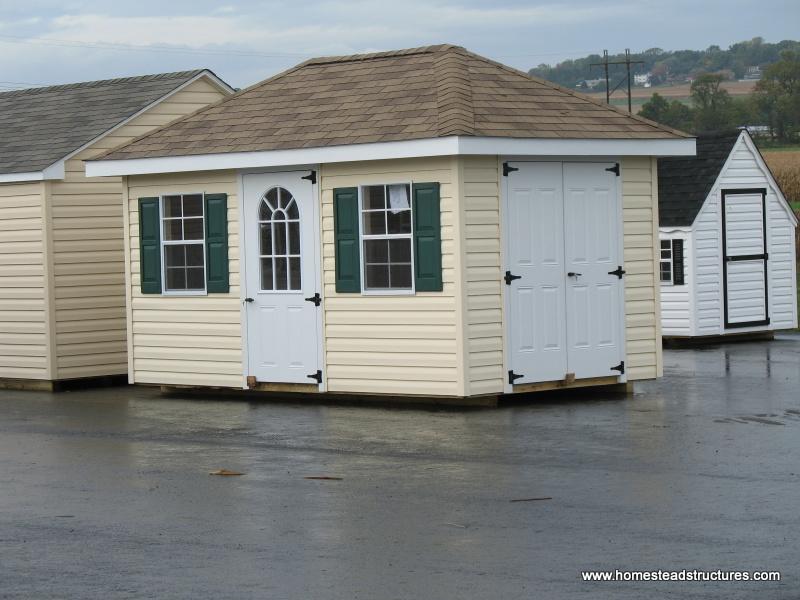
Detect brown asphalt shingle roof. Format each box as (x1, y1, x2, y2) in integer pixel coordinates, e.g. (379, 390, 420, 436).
(100, 45, 690, 161)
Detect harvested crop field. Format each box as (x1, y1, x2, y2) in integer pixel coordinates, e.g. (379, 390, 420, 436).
(762, 149, 800, 210)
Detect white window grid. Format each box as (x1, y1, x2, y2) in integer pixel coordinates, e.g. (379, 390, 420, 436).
(358, 182, 415, 295)
(159, 192, 207, 296)
(258, 187, 302, 293)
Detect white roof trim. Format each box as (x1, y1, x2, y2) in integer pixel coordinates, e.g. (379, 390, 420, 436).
(691, 130, 797, 229)
(0, 161, 65, 183)
(739, 130, 798, 227)
(86, 136, 696, 177)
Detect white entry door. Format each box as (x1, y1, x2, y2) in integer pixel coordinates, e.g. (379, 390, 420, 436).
(504, 161, 625, 385)
(505, 163, 568, 383)
(562, 162, 624, 379)
(243, 171, 321, 384)
(722, 189, 769, 328)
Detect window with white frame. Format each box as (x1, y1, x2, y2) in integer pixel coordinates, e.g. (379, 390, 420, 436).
(161, 193, 206, 292)
(360, 184, 413, 291)
(259, 187, 301, 291)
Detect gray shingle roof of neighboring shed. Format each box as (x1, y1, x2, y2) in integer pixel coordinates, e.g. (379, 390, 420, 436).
(657, 131, 741, 227)
(0, 70, 211, 174)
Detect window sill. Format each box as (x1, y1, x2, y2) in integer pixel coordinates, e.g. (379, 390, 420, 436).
(360, 289, 416, 296)
(161, 290, 208, 297)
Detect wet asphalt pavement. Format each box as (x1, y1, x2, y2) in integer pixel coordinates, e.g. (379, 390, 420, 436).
(0, 334, 798, 599)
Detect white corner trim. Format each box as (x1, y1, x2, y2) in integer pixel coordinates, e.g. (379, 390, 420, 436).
(0, 160, 65, 183)
(86, 136, 696, 177)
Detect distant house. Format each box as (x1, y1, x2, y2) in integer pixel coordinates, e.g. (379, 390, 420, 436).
(0, 71, 233, 389)
(658, 130, 797, 339)
(743, 66, 763, 80)
(634, 73, 651, 86)
(577, 78, 604, 90)
(85, 44, 695, 403)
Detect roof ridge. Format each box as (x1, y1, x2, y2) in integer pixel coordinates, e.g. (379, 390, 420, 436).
(434, 49, 475, 136)
(300, 44, 460, 67)
(0, 69, 206, 97)
(90, 62, 310, 161)
(450, 46, 694, 140)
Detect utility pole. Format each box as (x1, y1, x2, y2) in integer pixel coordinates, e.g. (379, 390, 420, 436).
(590, 48, 645, 113)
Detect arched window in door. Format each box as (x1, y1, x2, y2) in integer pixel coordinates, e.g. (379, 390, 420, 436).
(259, 187, 301, 291)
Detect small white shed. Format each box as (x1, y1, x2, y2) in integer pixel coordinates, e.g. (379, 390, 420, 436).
(658, 130, 798, 338)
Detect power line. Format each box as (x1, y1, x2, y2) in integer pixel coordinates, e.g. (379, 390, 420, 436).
(590, 48, 645, 113)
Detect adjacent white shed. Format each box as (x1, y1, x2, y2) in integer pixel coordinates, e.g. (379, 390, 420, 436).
(658, 130, 797, 338)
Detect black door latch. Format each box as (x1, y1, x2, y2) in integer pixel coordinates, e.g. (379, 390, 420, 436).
(304, 293, 322, 306)
(567, 272, 582, 277)
(607, 266, 626, 279)
(244, 297, 254, 303)
(504, 271, 522, 285)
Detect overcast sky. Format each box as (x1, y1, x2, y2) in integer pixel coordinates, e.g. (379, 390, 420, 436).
(0, 0, 797, 91)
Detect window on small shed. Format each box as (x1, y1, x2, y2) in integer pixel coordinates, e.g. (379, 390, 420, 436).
(660, 239, 685, 285)
(161, 194, 206, 292)
(360, 184, 413, 292)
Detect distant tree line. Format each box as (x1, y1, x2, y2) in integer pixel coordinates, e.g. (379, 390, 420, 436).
(639, 51, 800, 142)
(529, 37, 800, 89)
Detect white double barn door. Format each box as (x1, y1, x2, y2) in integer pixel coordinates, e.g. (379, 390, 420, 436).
(505, 162, 625, 384)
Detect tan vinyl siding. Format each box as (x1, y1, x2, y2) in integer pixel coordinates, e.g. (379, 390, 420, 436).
(126, 171, 242, 388)
(460, 157, 504, 396)
(622, 156, 662, 380)
(320, 157, 464, 396)
(0, 181, 51, 379)
(49, 76, 229, 379)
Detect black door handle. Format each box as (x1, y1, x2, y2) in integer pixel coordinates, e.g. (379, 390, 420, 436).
(244, 297, 254, 303)
(567, 272, 582, 277)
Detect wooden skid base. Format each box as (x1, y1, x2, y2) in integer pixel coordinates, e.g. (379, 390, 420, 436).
(159, 383, 499, 408)
(663, 331, 775, 347)
(0, 374, 127, 393)
(509, 375, 628, 394)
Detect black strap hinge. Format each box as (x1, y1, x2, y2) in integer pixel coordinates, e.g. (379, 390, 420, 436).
(301, 170, 317, 185)
(611, 361, 625, 375)
(605, 163, 620, 176)
(307, 370, 322, 384)
(504, 271, 522, 285)
(304, 292, 322, 306)
(503, 162, 519, 177)
(508, 370, 524, 385)
(608, 265, 626, 279)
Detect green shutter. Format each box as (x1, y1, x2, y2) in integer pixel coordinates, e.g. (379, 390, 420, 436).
(333, 187, 361, 293)
(138, 197, 161, 294)
(205, 193, 229, 293)
(412, 182, 442, 292)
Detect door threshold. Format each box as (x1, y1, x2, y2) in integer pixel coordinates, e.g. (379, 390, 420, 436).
(248, 379, 320, 393)
(511, 375, 621, 394)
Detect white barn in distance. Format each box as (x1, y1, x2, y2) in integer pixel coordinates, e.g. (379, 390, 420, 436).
(658, 130, 798, 339)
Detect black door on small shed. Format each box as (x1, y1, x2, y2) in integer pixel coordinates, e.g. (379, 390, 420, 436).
(721, 188, 770, 328)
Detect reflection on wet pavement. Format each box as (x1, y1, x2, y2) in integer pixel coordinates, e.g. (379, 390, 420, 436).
(0, 333, 797, 599)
